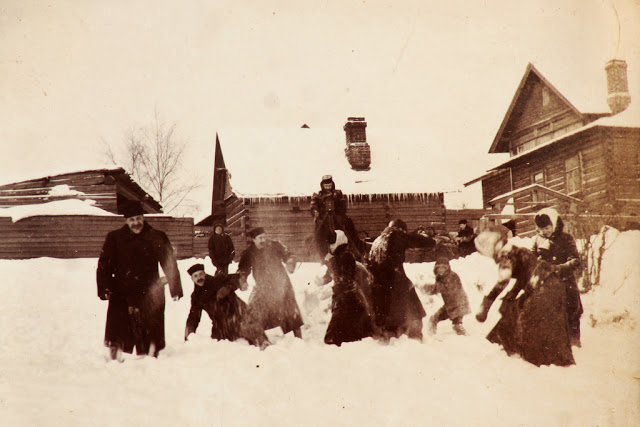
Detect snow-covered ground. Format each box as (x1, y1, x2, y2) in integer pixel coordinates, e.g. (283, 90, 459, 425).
(1, 231, 639, 426)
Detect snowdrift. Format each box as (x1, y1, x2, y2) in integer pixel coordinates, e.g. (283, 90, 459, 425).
(0, 230, 638, 426)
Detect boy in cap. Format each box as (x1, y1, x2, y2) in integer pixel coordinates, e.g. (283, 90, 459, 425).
(427, 257, 471, 336)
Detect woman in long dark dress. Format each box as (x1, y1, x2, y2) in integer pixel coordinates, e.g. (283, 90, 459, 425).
(475, 227, 574, 367)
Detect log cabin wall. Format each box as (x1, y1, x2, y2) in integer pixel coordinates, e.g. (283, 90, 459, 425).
(0, 216, 194, 259)
(220, 194, 486, 262)
(608, 128, 640, 211)
(481, 170, 512, 208)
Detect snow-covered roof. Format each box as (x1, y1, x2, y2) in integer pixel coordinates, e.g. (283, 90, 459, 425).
(218, 127, 498, 199)
(0, 199, 117, 222)
(0, 164, 122, 187)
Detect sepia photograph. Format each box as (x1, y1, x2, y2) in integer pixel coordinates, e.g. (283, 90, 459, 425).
(1, 1, 639, 425)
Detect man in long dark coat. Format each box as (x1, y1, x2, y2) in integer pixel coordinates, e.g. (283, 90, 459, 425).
(310, 174, 364, 260)
(531, 208, 583, 347)
(97, 201, 183, 361)
(184, 264, 268, 348)
(238, 227, 304, 339)
(366, 219, 435, 340)
(208, 224, 235, 274)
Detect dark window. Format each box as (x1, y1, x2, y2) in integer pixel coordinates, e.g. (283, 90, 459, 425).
(566, 154, 582, 194)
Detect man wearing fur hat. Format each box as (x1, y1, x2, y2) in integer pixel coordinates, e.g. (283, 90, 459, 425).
(238, 227, 304, 339)
(184, 264, 268, 347)
(531, 208, 583, 347)
(310, 175, 363, 260)
(97, 201, 183, 361)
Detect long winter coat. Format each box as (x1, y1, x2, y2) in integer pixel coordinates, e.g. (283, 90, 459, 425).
(238, 241, 304, 334)
(433, 259, 471, 320)
(487, 246, 574, 367)
(323, 246, 375, 345)
(97, 222, 183, 355)
(366, 226, 435, 338)
(531, 214, 582, 344)
(186, 273, 247, 341)
(208, 232, 235, 270)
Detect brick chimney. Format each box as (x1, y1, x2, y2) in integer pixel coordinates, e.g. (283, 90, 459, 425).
(605, 59, 631, 115)
(344, 117, 371, 170)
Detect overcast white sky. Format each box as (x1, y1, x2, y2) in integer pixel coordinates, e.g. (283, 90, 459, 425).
(1, 0, 639, 218)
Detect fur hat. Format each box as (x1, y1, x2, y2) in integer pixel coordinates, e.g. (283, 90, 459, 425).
(320, 174, 335, 191)
(187, 263, 205, 276)
(248, 227, 266, 239)
(122, 201, 145, 218)
(389, 219, 407, 232)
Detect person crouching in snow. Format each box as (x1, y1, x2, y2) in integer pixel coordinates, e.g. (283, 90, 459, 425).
(184, 264, 268, 348)
(319, 230, 375, 346)
(427, 257, 471, 336)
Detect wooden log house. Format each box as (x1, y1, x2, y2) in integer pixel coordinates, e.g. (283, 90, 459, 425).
(0, 167, 194, 259)
(466, 60, 640, 236)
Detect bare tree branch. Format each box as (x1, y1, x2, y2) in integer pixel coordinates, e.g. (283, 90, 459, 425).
(102, 108, 200, 216)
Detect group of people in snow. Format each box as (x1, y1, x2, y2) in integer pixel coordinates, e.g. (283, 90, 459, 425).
(96, 176, 583, 368)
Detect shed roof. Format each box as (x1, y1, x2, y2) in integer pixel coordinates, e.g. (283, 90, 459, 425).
(0, 166, 163, 212)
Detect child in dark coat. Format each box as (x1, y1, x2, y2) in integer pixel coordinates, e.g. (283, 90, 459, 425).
(428, 257, 471, 336)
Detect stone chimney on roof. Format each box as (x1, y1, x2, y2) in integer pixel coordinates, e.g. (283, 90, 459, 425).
(605, 59, 631, 115)
(344, 117, 371, 171)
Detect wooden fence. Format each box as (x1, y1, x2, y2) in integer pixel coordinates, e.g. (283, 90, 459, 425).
(0, 215, 194, 259)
